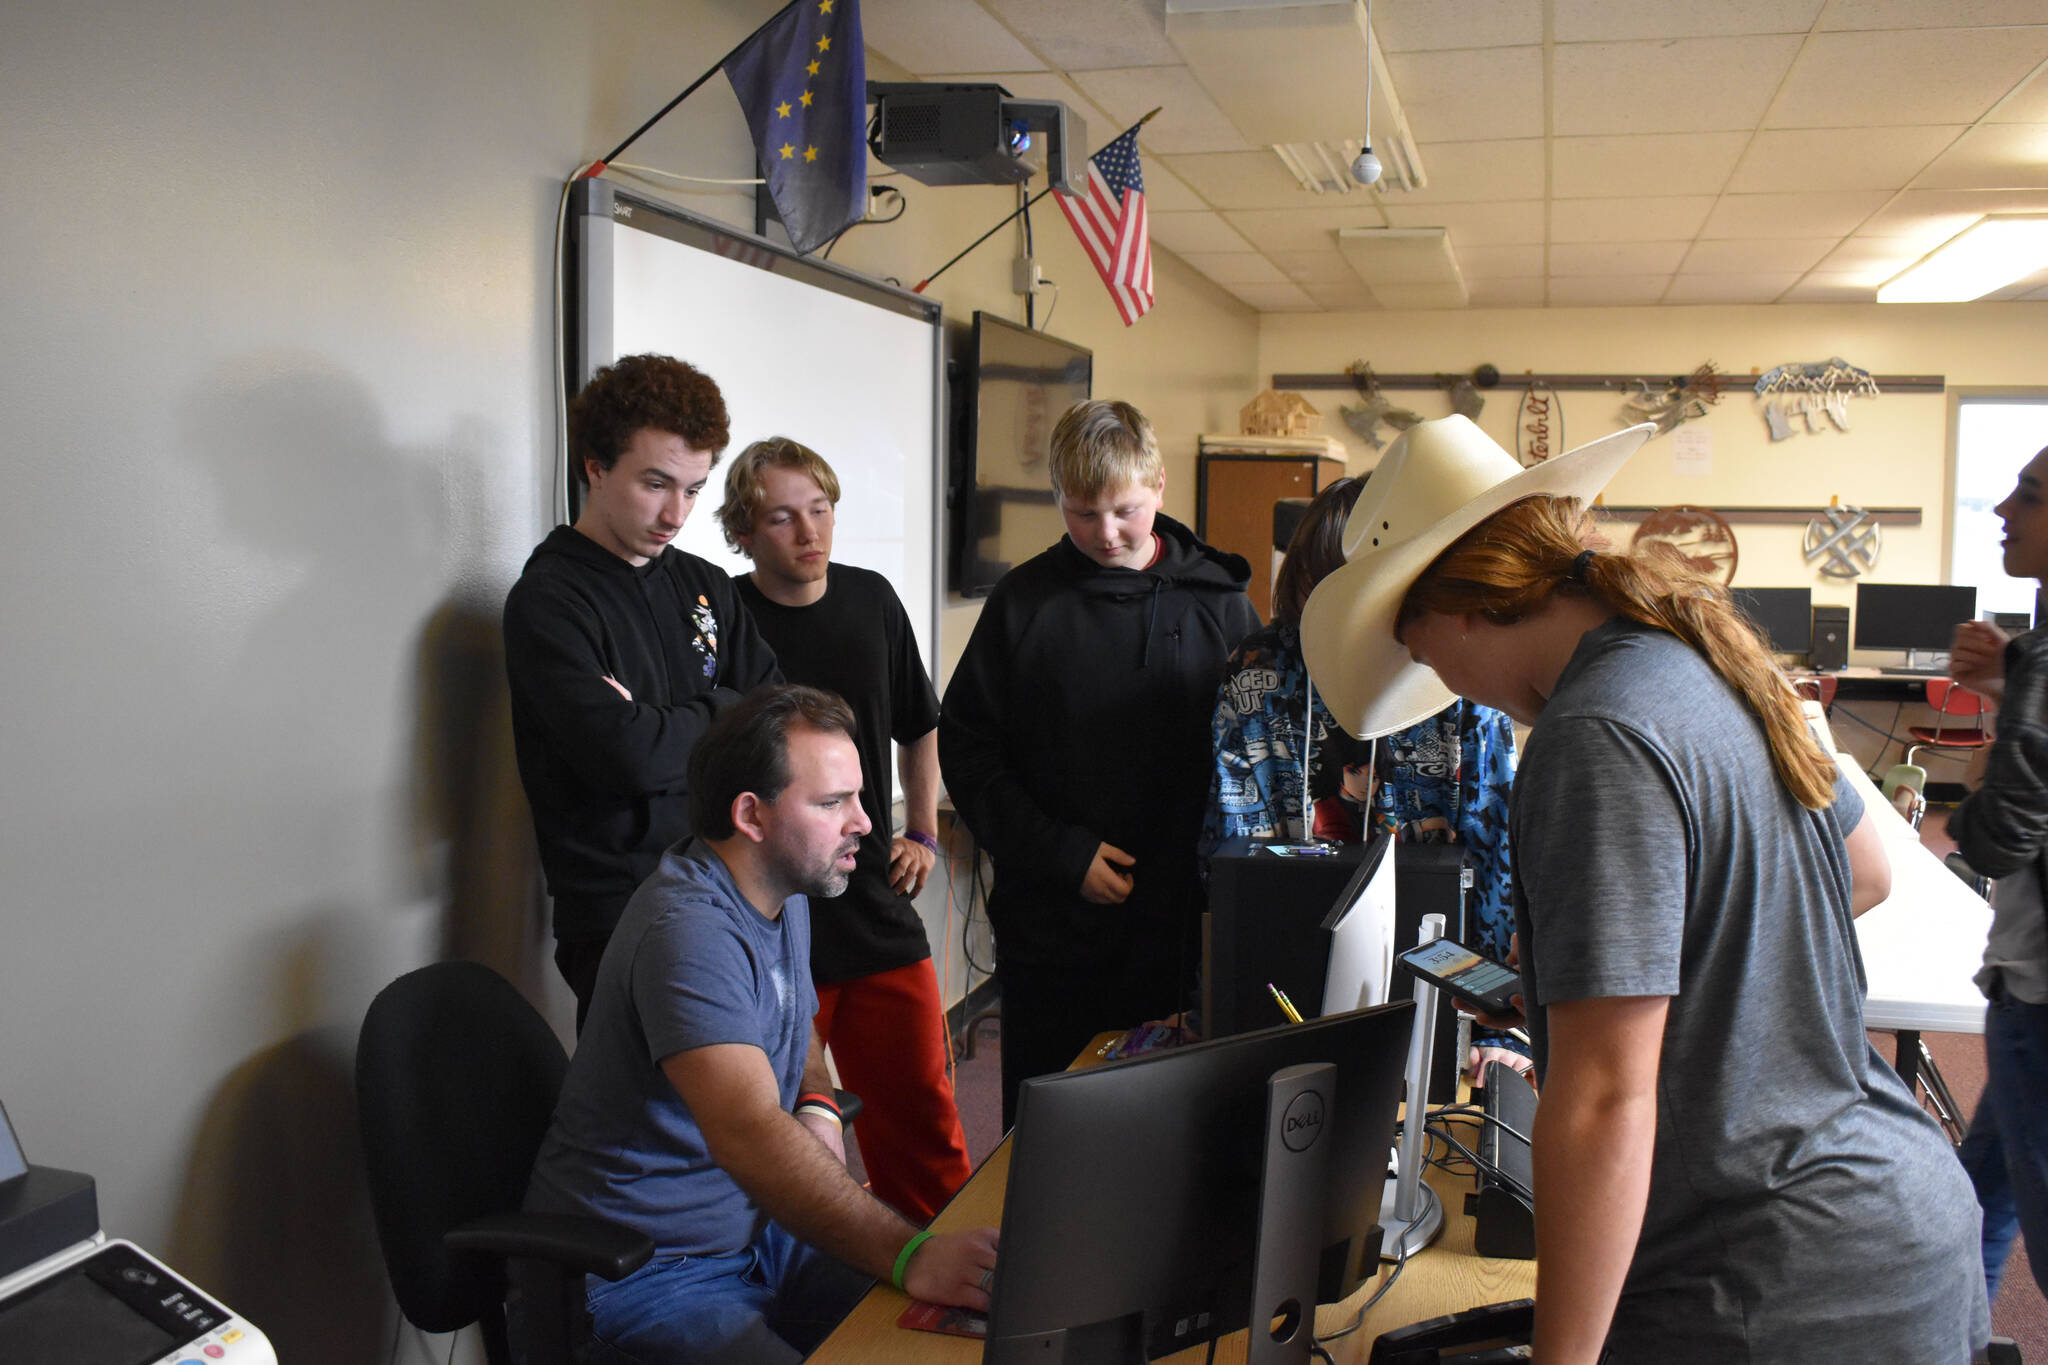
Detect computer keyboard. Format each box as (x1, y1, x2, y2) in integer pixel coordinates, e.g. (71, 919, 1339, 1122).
(1878, 665, 1950, 677)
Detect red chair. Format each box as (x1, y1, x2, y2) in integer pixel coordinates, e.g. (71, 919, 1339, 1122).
(1907, 678, 1991, 750)
(1792, 674, 1837, 710)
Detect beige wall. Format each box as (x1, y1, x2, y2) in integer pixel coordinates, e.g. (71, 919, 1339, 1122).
(0, 8, 1255, 1359)
(1261, 303, 2048, 661)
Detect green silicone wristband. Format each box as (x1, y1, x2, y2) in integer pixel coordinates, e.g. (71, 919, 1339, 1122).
(891, 1229, 934, 1291)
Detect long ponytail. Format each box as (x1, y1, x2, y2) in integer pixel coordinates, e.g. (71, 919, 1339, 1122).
(1397, 495, 1837, 810)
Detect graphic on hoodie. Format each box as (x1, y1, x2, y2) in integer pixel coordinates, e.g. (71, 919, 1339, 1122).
(691, 594, 719, 677)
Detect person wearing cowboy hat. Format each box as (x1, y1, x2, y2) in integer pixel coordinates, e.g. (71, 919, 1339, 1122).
(1303, 416, 1987, 1364)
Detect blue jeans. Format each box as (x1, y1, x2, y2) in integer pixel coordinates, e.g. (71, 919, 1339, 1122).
(1959, 992, 2048, 1302)
(582, 1221, 871, 1364)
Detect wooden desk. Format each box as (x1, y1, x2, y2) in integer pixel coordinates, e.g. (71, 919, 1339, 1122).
(811, 1049, 1535, 1363)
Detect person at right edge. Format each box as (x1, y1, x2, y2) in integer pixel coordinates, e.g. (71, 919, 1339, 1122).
(1301, 414, 1987, 1363)
(940, 398, 1259, 1130)
(1949, 440, 2048, 1310)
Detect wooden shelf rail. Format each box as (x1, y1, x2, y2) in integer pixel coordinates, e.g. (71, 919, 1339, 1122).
(1270, 372, 1948, 395)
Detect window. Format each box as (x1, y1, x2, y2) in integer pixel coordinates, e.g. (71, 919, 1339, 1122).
(1952, 397, 2048, 619)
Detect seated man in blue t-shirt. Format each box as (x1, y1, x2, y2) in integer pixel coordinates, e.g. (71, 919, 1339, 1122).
(526, 684, 999, 1363)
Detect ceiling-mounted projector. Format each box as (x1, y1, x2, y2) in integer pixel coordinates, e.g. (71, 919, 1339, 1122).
(866, 83, 1086, 196)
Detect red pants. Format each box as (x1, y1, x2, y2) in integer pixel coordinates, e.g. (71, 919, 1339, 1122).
(813, 958, 972, 1224)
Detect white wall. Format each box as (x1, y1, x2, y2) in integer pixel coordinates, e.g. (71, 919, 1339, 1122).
(0, 5, 1258, 1357)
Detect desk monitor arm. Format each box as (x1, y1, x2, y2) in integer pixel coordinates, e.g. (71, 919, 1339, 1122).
(1382, 915, 1447, 1262)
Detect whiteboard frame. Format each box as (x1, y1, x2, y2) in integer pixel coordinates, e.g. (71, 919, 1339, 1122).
(566, 178, 947, 683)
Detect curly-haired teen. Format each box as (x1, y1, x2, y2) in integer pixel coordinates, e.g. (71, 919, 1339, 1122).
(505, 355, 780, 1025)
(1303, 416, 1986, 1365)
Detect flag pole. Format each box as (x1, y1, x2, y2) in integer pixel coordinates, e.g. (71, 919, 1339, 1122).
(584, 0, 804, 177)
(911, 106, 1162, 293)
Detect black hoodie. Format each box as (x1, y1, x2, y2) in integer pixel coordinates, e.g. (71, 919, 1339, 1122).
(939, 513, 1259, 969)
(503, 526, 781, 941)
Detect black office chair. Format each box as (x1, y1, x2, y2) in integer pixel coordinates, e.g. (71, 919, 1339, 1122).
(356, 960, 652, 1365)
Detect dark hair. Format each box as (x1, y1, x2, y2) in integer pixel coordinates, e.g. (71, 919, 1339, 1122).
(1272, 477, 1365, 624)
(688, 685, 859, 839)
(569, 354, 731, 485)
(1396, 495, 1836, 810)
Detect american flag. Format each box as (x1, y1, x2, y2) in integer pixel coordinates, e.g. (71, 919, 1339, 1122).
(1056, 126, 1153, 326)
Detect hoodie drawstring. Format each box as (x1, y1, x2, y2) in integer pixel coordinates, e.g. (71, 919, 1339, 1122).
(1139, 579, 1163, 668)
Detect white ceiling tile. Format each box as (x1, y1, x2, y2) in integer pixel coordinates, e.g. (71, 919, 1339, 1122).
(1547, 274, 1672, 305)
(1225, 280, 1320, 310)
(1163, 150, 1325, 209)
(1680, 238, 1836, 272)
(1385, 47, 1543, 143)
(1725, 126, 1962, 191)
(1819, 1, 2048, 30)
(1383, 199, 1545, 244)
(1370, 282, 1468, 308)
(1766, 28, 2048, 129)
(1269, 249, 1369, 286)
(1149, 210, 1255, 255)
(1224, 204, 1394, 254)
(863, 0, 1046, 75)
(1371, 1, 1543, 53)
(1859, 189, 2048, 244)
(980, 0, 1179, 70)
(1142, 158, 1207, 212)
(1550, 195, 1716, 241)
(1555, 0, 1825, 41)
(1305, 281, 1384, 310)
(1913, 123, 2048, 190)
(1175, 251, 1291, 285)
(1395, 140, 1547, 202)
(1553, 36, 1803, 136)
(1552, 134, 1752, 198)
(1989, 65, 2048, 123)
(1700, 190, 1890, 238)
(1070, 67, 1256, 154)
(1549, 241, 1692, 275)
(1781, 271, 1884, 302)
(1663, 273, 1802, 303)
(1817, 235, 1939, 283)
(1456, 244, 1546, 278)
(1466, 277, 1549, 306)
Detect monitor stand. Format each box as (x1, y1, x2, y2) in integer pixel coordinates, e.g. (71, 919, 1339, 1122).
(1246, 1062, 1337, 1365)
(1380, 914, 1447, 1262)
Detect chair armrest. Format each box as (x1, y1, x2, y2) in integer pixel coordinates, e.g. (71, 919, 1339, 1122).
(445, 1211, 654, 1282)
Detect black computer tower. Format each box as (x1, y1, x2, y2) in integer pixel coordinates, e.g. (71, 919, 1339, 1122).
(1204, 836, 1465, 1103)
(1811, 604, 1850, 671)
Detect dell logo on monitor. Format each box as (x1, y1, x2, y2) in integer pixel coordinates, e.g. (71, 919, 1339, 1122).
(1282, 1091, 1326, 1152)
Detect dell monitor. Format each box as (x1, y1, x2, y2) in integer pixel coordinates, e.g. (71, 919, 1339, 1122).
(984, 1003, 1414, 1363)
(1853, 583, 1977, 661)
(1730, 586, 1813, 655)
(1321, 835, 1397, 1018)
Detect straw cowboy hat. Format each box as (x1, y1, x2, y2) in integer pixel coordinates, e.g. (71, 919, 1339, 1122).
(1301, 414, 1654, 740)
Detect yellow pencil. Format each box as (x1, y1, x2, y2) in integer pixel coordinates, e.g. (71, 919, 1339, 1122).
(1267, 981, 1304, 1025)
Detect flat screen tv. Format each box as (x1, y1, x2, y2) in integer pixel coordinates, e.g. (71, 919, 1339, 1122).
(952, 312, 1092, 597)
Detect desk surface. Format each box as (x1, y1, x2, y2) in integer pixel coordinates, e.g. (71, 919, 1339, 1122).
(810, 1053, 1536, 1363)
(1827, 721, 1991, 1035)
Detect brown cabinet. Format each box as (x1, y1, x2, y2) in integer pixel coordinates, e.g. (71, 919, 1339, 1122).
(1197, 448, 1349, 618)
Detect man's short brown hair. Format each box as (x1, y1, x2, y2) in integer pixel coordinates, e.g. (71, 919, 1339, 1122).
(687, 685, 858, 840)
(569, 354, 730, 485)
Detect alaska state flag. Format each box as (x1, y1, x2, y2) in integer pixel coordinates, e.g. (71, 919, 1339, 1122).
(727, 0, 867, 255)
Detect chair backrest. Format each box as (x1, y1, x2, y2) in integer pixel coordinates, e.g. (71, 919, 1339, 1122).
(357, 960, 569, 1334)
(1926, 677, 1987, 720)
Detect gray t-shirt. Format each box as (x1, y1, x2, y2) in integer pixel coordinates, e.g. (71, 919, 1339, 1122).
(1513, 620, 1987, 1363)
(526, 839, 817, 1253)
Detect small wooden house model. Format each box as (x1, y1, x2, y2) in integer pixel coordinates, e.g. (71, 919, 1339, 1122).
(1239, 389, 1322, 437)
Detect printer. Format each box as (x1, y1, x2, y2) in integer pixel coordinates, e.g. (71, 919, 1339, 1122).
(0, 1097, 273, 1363)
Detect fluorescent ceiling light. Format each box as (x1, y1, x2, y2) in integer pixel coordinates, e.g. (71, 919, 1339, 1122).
(1876, 214, 2048, 303)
